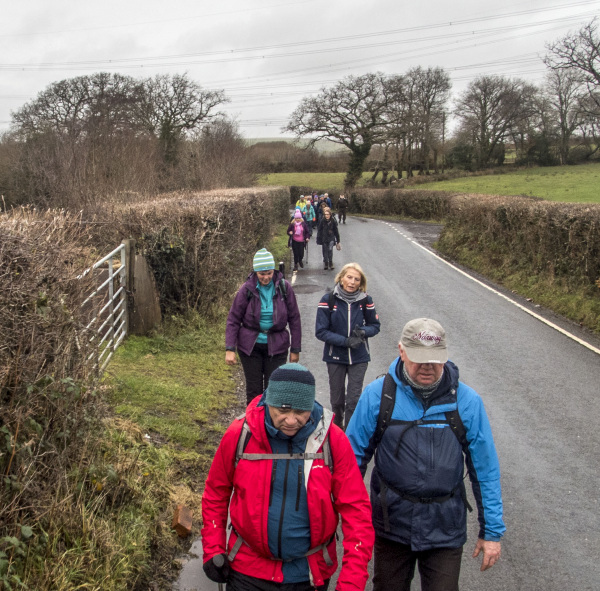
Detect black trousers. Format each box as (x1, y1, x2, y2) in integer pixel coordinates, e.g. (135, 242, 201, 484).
(227, 570, 329, 591)
(238, 343, 288, 404)
(373, 535, 463, 591)
(291, 240, 305, 265)
(326, 362, 368, 429)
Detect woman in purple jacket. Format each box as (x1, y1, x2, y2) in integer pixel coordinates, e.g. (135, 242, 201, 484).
(225, 249, 302, 404)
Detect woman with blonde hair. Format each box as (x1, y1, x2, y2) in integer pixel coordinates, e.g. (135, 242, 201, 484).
(315, 262, 380, 429)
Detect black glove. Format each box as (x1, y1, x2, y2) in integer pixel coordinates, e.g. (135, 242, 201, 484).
(346, 336, 363, 349)
(352, 327, 366, 341)
(203, 554, 230, 583)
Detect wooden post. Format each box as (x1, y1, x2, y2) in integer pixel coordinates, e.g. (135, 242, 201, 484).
(123, 239, 136, 336)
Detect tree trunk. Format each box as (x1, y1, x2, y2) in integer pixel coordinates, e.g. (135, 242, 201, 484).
(344, 144, 371, 188)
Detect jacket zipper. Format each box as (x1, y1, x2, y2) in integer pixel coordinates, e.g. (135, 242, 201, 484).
(296, 465, 302, 511)
(347, 301, 353, 365)
(277, 441, 292, 558)
(429, 428, 434, 471)
(269, 461, 277, 507)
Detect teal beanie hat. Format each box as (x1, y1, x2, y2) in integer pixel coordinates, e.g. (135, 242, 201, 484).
(253, 248, 275, 272)
(265, 363, 316, 411)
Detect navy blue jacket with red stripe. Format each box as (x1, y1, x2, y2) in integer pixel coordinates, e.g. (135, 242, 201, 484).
(315, 291, 380, 365)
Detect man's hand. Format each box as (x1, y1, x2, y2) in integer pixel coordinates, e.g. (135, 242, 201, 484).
(225, 350, 237, 365)
(472, 539, 501, 571)
(289, 352, 300, 363)
(203, 553, 230, 583)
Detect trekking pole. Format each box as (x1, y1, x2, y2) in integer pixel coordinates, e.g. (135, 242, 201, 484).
(279, 261, 285, 279)
(305, 240, 309, 263)
(213, 554, 226, 591)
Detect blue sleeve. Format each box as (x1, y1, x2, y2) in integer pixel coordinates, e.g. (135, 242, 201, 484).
(458, 385, 506, 541)
(346, 378, 384, 475)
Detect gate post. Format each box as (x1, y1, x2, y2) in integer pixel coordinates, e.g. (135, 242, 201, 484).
(123, 239, 136, 336)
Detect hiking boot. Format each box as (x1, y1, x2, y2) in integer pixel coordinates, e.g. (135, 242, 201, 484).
(299, 261, 304, 268)
(324, 263, 328, 270)
(293, 264, 298, 272)
(329, 263, 335, 270)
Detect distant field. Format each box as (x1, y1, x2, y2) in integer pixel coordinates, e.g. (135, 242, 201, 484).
(258, 163, 600, 203)
(257, 172, 371, 191)
(416, 163, 600, 203)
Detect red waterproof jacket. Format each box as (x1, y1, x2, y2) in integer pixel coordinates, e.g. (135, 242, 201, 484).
(201, 399, 374, 590)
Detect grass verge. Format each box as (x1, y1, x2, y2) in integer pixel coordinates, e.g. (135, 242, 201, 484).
(436, 233, 600, 334)
(67, 223, 291, 590)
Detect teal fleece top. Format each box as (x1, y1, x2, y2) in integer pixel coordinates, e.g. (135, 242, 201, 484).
(256, 280, 275, 344)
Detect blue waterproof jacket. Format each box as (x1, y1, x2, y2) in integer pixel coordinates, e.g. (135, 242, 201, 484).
(315, 290, 380, 365)
(346, 357, 505, 551)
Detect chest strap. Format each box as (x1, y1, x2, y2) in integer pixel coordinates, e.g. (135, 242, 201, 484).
(227, 528, 334, 567)
(240, 452, 325, 461)
(376, 468, 472, 533)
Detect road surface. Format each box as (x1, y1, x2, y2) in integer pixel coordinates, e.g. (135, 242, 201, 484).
(175, 215, 600, 591)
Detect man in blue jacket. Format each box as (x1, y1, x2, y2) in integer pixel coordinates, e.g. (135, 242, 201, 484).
(346, 318, 505, 591)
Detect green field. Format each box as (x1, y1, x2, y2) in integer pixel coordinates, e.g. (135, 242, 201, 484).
(416, 163, 600, 203)
(258, 163, 600, 203)
(258, 172, 372, 191)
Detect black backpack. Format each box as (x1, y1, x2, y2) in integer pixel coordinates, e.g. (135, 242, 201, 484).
(373, 373, 474, 517)
(374, 373, 469, 454)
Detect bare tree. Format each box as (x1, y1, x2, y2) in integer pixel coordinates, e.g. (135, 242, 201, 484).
(545, 19, 600, 161)
(138, 73, 228, 164)
(285, 73, 389, 188)
(545, 18, 600, 112)
(542, 69, 584, 163)
(8, 72, 230, 206)
(454, 75, 537, 168)
(12, 73, 145, 139)
(385, 67, 451, 176)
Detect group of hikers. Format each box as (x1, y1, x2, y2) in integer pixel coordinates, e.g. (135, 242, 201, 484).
(288, 192, 348, 272)
(207, 226, 505, 591)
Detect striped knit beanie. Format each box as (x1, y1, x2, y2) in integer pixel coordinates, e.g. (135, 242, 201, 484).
(265, 363, 316, 411)
(253, 248, 275, 271)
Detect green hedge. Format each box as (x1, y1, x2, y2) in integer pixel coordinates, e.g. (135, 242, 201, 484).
(349, 187, 600, 289)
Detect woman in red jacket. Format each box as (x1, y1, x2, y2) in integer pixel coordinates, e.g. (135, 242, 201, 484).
(201, 364, 374, 591)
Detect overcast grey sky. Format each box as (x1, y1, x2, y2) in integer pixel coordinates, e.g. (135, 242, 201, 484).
(2, 0, 599, 139)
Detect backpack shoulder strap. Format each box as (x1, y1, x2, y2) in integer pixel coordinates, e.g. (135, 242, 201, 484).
(235, 418, 252, 467)
(327, 290, 335, 312)
(374, 373, 396, 446)
(278, 278, 287, 300)
(445, 409, 468, 454)
(322, 434, 333, 473)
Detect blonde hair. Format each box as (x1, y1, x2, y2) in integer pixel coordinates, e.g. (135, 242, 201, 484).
(323, 207, 332, 215)
(335, 262, 367, 292)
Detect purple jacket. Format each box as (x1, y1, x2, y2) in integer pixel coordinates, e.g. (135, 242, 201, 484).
(225, 270, 302, 356)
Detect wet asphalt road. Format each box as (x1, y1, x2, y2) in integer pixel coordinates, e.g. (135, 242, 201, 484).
(175, 215, 600, 591)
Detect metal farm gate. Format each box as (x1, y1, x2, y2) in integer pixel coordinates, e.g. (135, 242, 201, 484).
(78, 243, 129, 374)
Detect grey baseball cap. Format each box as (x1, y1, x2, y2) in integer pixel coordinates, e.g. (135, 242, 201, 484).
(400, 318, 448, 364)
